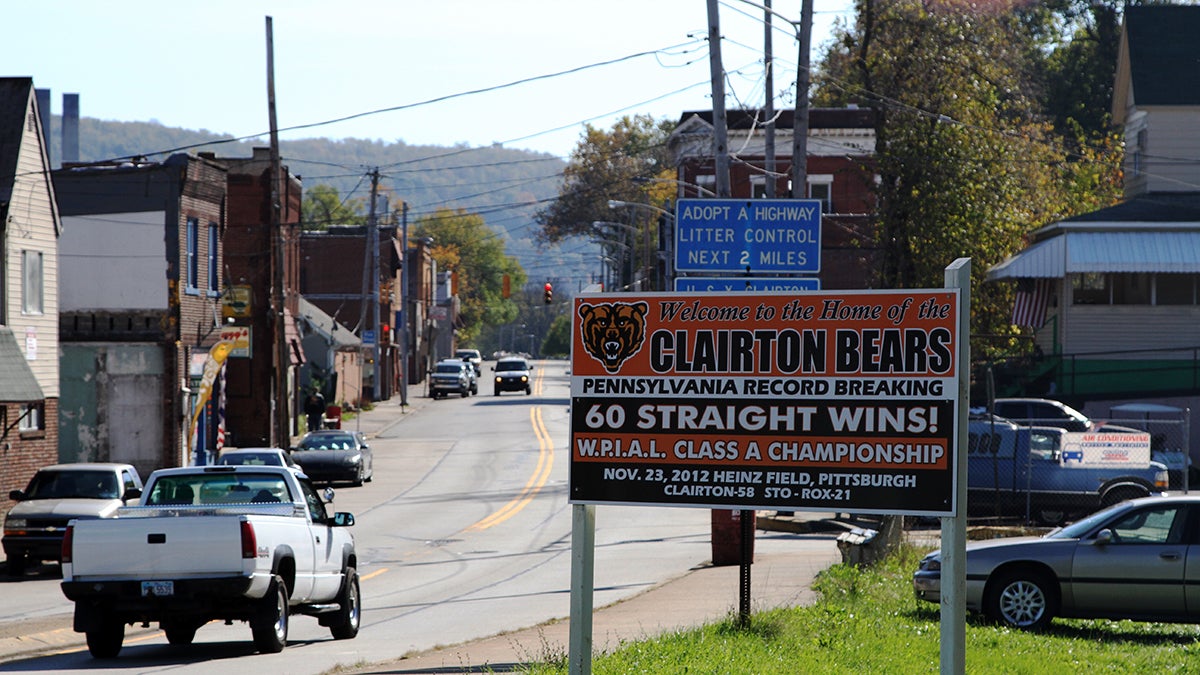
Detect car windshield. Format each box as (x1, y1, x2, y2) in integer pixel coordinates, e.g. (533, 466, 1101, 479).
(436, 364, 462, 374)
(24, 470, 121, 500)
(1049, 500, 1135, 539)
(145, 472, 292, 505)
(497, 360, 527, 372)
(296, 434, 357, 451)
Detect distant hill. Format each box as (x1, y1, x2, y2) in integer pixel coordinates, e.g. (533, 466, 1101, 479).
(46, 116, 597, 292)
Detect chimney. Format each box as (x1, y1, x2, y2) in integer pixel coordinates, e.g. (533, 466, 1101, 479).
(62, 93, 80, 164)
(34, 88, 50, 157)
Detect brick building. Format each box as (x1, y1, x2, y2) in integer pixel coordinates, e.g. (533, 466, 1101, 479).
(54, 153, 226, 474)
(206, 148, 304, 448)
(667, 107, 881, 289)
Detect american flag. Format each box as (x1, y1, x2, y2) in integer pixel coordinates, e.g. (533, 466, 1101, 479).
(1012, 278, 1051, 328)
(216, 364, 226, 451)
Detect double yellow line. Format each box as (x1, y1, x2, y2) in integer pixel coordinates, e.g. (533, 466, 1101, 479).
(466, 404, 554, 531)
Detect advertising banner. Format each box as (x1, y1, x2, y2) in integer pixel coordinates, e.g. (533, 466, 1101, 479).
(1061, 431, 1152, 466)
(569, 290, 960, 516)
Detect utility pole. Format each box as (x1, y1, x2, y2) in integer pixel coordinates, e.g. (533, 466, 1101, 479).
(763, 0, 776, 198)
(792, 0, 814, 198)
(706, 0, 732, 198)
(368, 169, 382, 401)
(399, 202, 409, 407)
(265, 16, 290, 448)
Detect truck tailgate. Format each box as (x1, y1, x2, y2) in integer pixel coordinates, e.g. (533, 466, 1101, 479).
(70, 515, 249, 579)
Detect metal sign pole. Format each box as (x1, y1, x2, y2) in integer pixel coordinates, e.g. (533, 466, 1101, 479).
(569, 503, 595, 675)
(941, 258, 970, 675)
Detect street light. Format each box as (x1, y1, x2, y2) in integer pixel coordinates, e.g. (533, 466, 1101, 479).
(632, 176, 717, 198)
(592, 221, 633, 291)
(608, 201, 675, 291)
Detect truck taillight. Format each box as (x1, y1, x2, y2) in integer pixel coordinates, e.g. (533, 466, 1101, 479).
(240, 520, 257, 559)
(61, 525, 74, 564)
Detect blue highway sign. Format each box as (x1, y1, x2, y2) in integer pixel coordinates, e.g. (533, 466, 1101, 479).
(674, 276, 821, 292)
(675, 198, 821, 273)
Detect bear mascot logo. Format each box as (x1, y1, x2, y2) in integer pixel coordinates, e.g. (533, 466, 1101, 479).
(578, 301, 649, 374)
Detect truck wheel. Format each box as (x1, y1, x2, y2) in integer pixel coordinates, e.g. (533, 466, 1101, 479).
(86, 620, 125, 658)
(329, 567, 361, 640)
(6, 552, 26, 577)
(163, 619, 201, 645)
(251, 574, 289, 653)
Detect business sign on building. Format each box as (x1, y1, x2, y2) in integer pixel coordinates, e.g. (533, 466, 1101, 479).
(674, 198, 821, 274)
(569, 290, 960, 516)
(674, 276, 820, 292)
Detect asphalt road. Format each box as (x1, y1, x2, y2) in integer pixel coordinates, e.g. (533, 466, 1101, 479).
(0, 360, 729, 673)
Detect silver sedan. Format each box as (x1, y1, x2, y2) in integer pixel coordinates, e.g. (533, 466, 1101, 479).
(913, 495, 1200, 630)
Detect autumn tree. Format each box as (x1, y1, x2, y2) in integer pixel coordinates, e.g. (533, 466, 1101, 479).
(412, 207, 525, 344)
(813, 0, 1121, 359)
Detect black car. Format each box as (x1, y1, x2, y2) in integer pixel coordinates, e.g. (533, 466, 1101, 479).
(290, 430, 373, 486)
(493, 356, 532, 395)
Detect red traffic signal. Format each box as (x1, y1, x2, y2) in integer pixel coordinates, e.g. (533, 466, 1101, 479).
(543, 282, 553, 304)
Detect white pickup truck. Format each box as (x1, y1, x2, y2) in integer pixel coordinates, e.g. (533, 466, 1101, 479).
(60, 465, 360, 658)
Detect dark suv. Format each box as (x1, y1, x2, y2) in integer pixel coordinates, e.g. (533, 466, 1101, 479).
(493, 356, 532, 395)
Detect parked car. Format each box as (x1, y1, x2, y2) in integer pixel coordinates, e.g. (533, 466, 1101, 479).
(967, 415, 1167, 524)
(431, 358, 474, 398)
(217, 447, 298, 469)
(61, 464, 358, 657)
(291, 430, 373, 486)
(3, 463, 143, 576)
(455, 348, 483, 375)
(914, 494, 1200, 630)
(991, 397, 1190, 489)
(493, 356, 532, 395)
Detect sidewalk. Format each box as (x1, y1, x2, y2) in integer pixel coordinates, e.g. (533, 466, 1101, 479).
(341, 384, 853, 675)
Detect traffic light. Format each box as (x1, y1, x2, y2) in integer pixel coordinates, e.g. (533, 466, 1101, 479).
(543, 282, 553, 304)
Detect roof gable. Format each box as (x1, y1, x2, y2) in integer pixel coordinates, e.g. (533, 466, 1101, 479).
(1123, 6, 1200, 107)
(0, 77, 35, 201)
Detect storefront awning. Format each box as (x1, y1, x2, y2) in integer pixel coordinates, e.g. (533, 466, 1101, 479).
(0, 327, 44, 403)
(988, 230, 1200, 281)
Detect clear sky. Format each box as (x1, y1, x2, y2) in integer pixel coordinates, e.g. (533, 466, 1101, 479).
(6, 0, 852, 159)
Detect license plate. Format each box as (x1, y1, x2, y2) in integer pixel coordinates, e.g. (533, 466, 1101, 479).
(141, 581, 174, 597)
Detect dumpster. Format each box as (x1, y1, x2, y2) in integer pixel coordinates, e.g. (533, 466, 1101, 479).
(324, 405, 342, 429)
(711, 509, 755, 566)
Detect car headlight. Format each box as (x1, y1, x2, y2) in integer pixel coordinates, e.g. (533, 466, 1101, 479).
(495, 377, 502, 383)
(918, 553, 941, 572)
(345, 453, 362, 465)
(520, 375, 528, 382)
(4, 518, 27, 531)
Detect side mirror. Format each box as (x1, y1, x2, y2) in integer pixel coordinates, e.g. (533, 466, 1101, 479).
(8, 489, 25, 501)
(124, 487, 142, 501)
(1093, 529, 1114, 546)
(333, 512, 355, 527)
(323, 486, 336, 503)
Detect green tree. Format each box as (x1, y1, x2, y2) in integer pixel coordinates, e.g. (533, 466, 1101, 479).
(536, 114, 675, 243)
(301, 184, 367, 231)
(541, 313, 572, 358)
(536, 115, 676, 291)
(412, 208, 525, 345)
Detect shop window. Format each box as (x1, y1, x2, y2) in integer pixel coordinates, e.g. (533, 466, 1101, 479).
(1113, 273, 1151, 304)
(807, 175, 833, 212)
(1072, 273, 1109, 304)
(1156, 274, 1196, 305)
